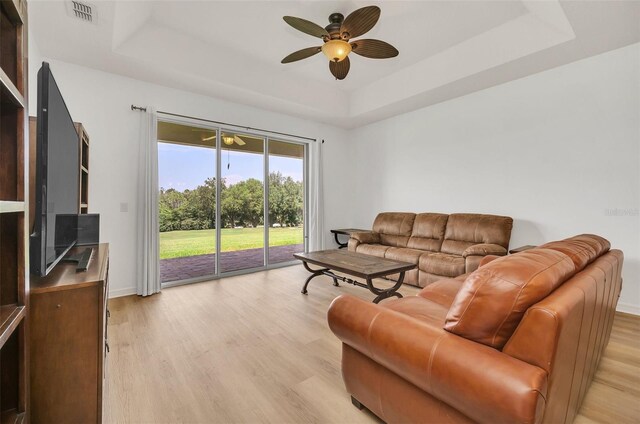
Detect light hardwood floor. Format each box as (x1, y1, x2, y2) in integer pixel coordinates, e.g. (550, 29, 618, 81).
(105, 265, 640, 423)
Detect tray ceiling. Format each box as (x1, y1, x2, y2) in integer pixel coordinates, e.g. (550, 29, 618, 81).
(30, 1, 640, 128)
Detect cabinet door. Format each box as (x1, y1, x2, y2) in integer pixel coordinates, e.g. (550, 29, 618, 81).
(30, 286, 100, 423)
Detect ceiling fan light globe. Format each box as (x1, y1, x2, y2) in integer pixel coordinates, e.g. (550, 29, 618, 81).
(222, 136, 235, 145)
(321, 40, 352, 62)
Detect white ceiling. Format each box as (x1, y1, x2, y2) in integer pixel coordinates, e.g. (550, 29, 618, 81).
(30, 1, 640, 128)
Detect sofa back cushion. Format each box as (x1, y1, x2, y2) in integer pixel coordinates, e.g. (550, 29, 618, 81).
(539, 235, 609, 270)
(444, 248, 575, 349)
(407, 213, 449, 252)
(440, 214, 513, 256)
(372, 212, 416, 247)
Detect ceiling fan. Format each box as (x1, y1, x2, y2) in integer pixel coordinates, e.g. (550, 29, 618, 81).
(281, 5, 398, 80)
(192, 129, 247, 146)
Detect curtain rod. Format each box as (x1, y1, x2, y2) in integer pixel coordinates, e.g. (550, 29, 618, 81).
(130, 105, 318, 142)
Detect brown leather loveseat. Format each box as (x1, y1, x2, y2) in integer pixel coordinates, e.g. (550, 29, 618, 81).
(349, 212, 513, 286)
(329, 234, 623, 424)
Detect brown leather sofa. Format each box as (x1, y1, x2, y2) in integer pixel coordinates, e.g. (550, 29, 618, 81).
(328, 234, 623, 424)
(349, 212, 513, 287)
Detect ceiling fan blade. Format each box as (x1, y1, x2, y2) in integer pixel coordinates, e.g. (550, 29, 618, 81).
(202, 135, 216, 141)
(281, 46, 322, 64)
(283, 16, 329, 39)
(340, 6, 380, 40)
(234, 135, 247, 146)
(329, 57, 350, 80)
(350, 39, 399, 59)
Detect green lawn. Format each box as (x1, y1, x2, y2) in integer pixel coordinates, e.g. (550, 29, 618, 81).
(159, 227, 304, 259)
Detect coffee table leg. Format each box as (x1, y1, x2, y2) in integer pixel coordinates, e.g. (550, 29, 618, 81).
(369, 271, 405, 304)
(301, 261, 332, 295)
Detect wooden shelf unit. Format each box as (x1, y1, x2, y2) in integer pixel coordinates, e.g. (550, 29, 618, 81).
(28, 118, 91, 225)
(75, 122, 90, 214)
(0, 0, 29, 422)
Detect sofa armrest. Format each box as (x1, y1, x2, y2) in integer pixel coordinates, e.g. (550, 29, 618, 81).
(328, 295, 548, 424)
(462, 243, 507, 258)
(479, 254, 501, 267)
(350, 231, 380, 244)
(347, 238, 360, 252)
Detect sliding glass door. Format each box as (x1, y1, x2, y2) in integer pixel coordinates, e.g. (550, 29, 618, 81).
(267, 139, 305, 265)
(157, 121, 217, 284)
(157, 118, 307, 285)
(219, 132, 265, 273)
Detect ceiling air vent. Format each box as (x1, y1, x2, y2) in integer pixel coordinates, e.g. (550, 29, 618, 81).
(67, 1, 97, 24)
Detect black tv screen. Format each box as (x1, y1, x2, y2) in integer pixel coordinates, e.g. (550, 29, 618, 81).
(30, 62, 79, 276)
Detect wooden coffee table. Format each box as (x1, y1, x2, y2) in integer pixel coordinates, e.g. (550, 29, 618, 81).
(293, 250, 416, 303)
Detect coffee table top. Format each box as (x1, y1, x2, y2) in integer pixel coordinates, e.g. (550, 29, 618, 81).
(294, 249, 416, 279)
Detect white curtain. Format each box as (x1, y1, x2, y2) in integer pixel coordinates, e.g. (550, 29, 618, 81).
(308, 140, 325, 251)
(136, 107, 160, 296)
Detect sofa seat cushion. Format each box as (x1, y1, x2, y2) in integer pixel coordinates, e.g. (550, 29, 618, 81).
(444, 248, 575, 349)
(418, 277, 465, 309)
(419, 252, 465, 277)
(385, 247, 424, 265)
(355, 243, 390, 258)
(384, 296, 449, 328)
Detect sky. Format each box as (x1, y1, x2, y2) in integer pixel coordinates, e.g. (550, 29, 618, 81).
(158, 142, 303, 191)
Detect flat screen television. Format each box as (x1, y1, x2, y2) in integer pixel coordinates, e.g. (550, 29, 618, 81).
(30, 62, 80, 276)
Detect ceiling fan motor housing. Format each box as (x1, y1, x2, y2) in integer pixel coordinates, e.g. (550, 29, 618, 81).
(326, 13, 346, 40)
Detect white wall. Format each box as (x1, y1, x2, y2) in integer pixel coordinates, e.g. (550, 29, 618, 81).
(28, 51, 350, 298)
(29, 35, 640, 313)
(349, 43, 640, 314)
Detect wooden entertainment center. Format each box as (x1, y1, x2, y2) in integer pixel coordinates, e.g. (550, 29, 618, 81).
(29, 244, 109, 423)
(27, 81, 106, 422)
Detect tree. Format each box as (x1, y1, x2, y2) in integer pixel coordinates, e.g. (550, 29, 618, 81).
(222, 178, 263, 227)
(158, 174, 303, 232)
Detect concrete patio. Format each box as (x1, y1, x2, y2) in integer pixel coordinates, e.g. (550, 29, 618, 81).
(160, 243, 304, 283)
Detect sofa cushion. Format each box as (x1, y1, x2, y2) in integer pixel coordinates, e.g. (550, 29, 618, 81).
(372, 212, 416, 248)
(355, 243, 390, 258)
(539, 234, 610, 272)
(539, 240, 594, 271)
(384, 296, 449, 328)
(418, 277, 465, 309)
(444, 248, 575, 349)
(406, 213, 449, 252)
(441, 214, 513, 256)
(385, 247, 424, 265)
(569, 234, 610, 256)
(387, 269, 419, 286)
(419, 252, 465, 277)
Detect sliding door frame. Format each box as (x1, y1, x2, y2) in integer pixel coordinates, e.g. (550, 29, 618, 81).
(158, 114, 309, 289)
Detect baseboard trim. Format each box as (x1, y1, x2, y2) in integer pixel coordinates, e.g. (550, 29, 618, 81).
(617, 302, 640, 316)
(109, 287, 137, 299)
